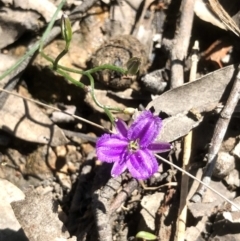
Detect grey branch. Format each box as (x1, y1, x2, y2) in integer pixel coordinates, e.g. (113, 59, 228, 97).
(191, 65, 240, 202)
(170, 0, 196, 88)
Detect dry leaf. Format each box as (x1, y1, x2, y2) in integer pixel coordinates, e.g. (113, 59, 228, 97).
(147, 64, 237, 141)
(0, 54, 18, 86)
(11, 187, 74, 241)
(0, 93, 68, 146)
(0, 179, 26, 241)
(0, 7, 40, 48)
(13, 0, 61, 22)
(0, 0, 61, 48)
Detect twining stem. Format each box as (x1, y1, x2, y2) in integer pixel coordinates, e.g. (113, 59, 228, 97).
(40, 51, 54, 64)
(86, 65, 126, 75)
(53, 48, 68, 69)
(51, 63, 127, 76)
(85, 72, 123, 124)
(54, 68, 87, 90)
(37, 3, 127, 119)
(41, 50, 126, 122)
(40, 43, 127, 121)
(85, 72, 123, 112)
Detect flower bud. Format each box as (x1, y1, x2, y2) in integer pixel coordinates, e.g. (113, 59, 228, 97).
(126, 57, 141, 75)
(61, 13, 72, 44)
(123, 107, 136, 115)
(136, 231, 157, 240)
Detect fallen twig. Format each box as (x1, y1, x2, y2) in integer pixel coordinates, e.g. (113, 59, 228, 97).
(191, 65, 240, 203)
(110, 178, 139, 214)
(92, 165, 122, 241)
(170, 0, 196, 88)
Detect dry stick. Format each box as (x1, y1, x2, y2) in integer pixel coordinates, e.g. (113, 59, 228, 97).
(191, 65, 240, 203)
(110, 178, 139, 214)
(133, 0, 152, 31)
(176, 41, 199, 241)
(110, 180, 178, 215)
(92, 166, 123, 241)
(68, 0, 98, 21)
(170, 0, 196, 88)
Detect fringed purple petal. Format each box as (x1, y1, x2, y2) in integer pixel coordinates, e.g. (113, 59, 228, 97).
(96, 134, 128, 163)
(111, 151, 128, 177)
(148, 142, 171, 153)
(127, 149, 158, 180)
(128, 111, 162, 148)
(115, 118, 128, 137)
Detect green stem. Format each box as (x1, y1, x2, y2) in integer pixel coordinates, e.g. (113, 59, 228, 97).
(52, 65, 122, 121)
(53, 48, 68, 69)
(56, 64, 126, 76)
(86, 72, 123, 112)
(58, 65, 83, 74)
(86, 72, 104, 109)
(86, 73, 115, 124)
(86, 65, 127, 75)
(0, 42, 39, 81)
(40, 51, 127, 76)
(39, 0, 66, 51)
(40, 51, 55, 64)
(54, 68, 87, 90)
(103, 107, 115, 125)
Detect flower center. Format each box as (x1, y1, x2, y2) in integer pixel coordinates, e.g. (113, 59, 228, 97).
(128, 139, 139, 153)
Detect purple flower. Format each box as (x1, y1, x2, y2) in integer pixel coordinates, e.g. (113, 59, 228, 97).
(96, 110, 171, 180)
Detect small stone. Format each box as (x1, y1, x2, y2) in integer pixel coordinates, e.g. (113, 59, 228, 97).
(224, 169, 240, 188)
(212, 152, 235, 178)
(139, 192, 164, 230)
